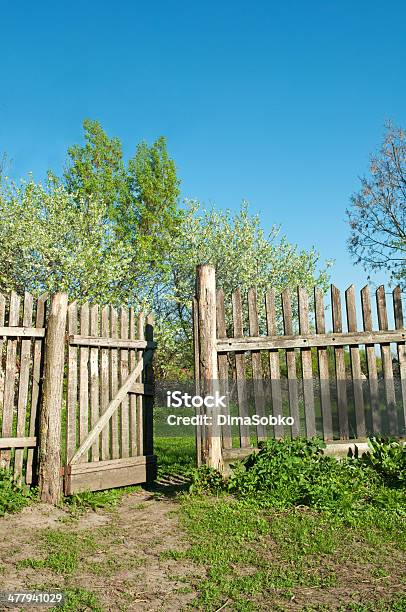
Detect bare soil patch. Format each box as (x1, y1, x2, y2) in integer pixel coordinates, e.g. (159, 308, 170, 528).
(0, 489, 202, 611)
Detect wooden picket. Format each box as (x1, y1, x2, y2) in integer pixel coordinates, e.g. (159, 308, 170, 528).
(265, 290, 286, 437)
(232, 288, 251, 448)
(14, 293, 34, 480)
(248, 288, 267, 442)
(101, 306, 110, 460)
(26, 293, 48, 484)
(377, 286, 397, 434)
(393, 287, 406, 429)
(361, 286, 380, 433)
(314, 287, 333, 440)
(281, 289, 300, 438)
(194, 265, 406, 470)
(216, 290, 232, 449)
(120, 307, 130, 459)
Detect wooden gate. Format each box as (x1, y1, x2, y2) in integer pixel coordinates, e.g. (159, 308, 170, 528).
(194, 265, 406, 471)
(63, 302, 157, 494)
(0, 291, 157, 501)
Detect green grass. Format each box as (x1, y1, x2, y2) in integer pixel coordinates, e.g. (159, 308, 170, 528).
(29, 584, 103, 612)
(64, 484, 141, 513)
(54, 587, 103, 612)
(164, 497, 336, 609)
(160, 437, 406, 611)
(164, 494, 405, 610)
(18, 529, 97, 574)
(154, 435, 196, 477)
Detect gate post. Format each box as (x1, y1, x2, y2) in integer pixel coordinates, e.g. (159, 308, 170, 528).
(144, 314, 155, 464)
(196, 265, 224, 473)
(38, 293, 68, 504)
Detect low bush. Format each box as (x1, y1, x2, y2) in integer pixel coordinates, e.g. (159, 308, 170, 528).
(190, 437, 406, 523)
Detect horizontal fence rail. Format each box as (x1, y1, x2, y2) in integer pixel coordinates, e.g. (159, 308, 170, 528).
(69, 335, 157, 350)
(217, 330, 406, 352)
(0, 327, 45, 338)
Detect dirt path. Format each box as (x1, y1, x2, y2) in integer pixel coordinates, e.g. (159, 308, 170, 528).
(0, 486, 202, 611)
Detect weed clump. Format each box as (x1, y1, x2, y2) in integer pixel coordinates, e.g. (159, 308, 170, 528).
(0, 468, 36, 516)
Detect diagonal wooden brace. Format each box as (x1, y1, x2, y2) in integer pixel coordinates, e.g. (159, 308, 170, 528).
(69, 348, 154, 465)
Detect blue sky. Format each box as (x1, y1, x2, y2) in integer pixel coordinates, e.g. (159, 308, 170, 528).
(1, 0, 405, 296)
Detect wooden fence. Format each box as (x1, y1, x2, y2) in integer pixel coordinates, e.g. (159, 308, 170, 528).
(0, 292, 156, 503)
(193, 265, 406, 471)
(1, 272, 405, 495)
(0, 292, 47, 486)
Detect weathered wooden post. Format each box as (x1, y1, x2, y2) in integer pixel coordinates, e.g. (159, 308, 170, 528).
(196, 265, 224, 473)
(144, 314, 155, 463)
(38, 293, 68, 504)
